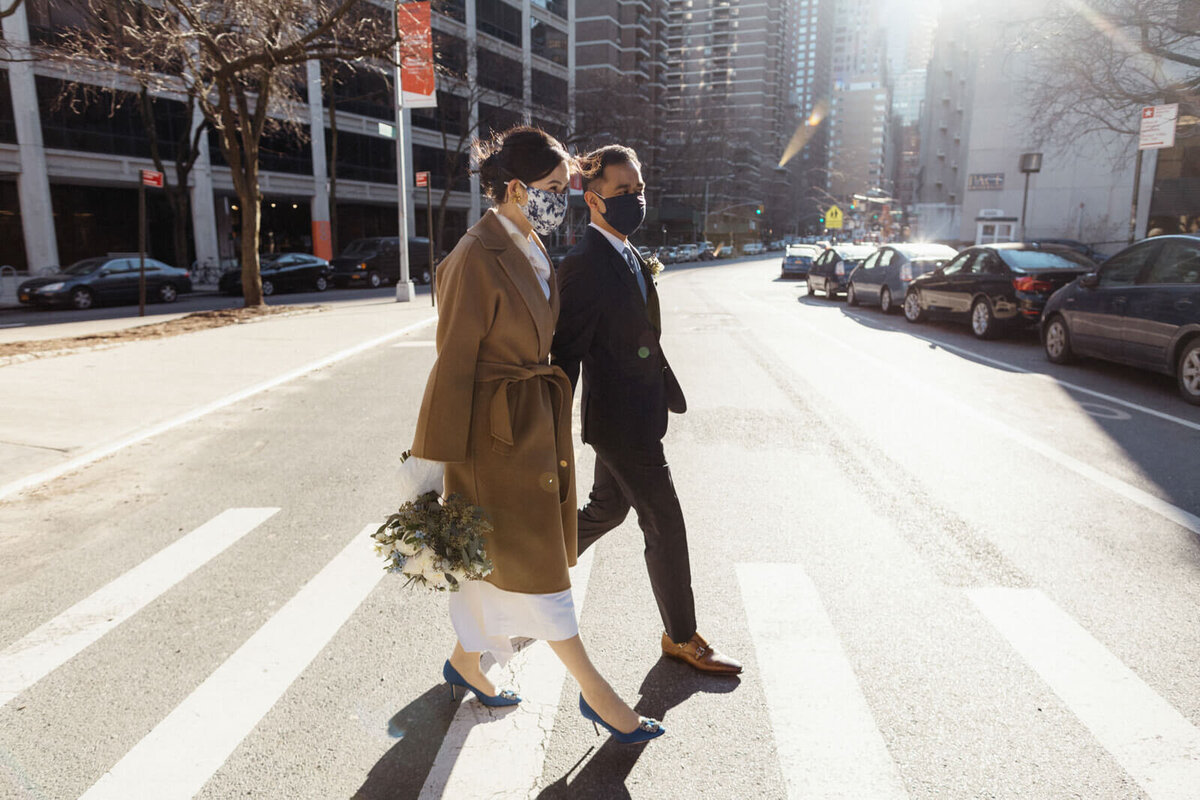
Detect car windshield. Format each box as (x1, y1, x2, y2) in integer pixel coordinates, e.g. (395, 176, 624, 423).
(62, 258, 108, 275)
(999, 249, 1093, 270)
(341, 239, 379, 256)
(787, 245, 819, 257)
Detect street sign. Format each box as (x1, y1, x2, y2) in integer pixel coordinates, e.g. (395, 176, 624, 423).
(414, 171, 430, 188)
(825, 205, 843, 229)
(1139, 104, 1179, 150)
(140, 169, 163, 188)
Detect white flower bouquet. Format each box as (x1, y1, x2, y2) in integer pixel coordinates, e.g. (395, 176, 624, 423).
(372, 452, 493, 591)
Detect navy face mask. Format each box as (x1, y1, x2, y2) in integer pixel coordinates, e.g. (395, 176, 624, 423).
(593, 191, 646, 236)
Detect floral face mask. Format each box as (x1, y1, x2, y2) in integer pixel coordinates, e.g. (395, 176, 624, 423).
(519, 182, 568, 236)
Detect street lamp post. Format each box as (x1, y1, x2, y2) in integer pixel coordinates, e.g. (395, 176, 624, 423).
(1019, 152, 1043, 242)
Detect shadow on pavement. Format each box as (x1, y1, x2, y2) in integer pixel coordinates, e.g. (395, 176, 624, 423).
(536, 659, 739, 799)
(352, 684, 461, 800)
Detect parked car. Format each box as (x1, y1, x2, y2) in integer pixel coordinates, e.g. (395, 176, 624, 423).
(657, 246, 677, 264)
(218, 253, 333, 297)
(329, 236, 436, 288)
(17, 255, 192, 310)
(1024, 238, 1109, 264)
(902, 243, 1094, 338)
(1041, 234, 1200, 404)
(846, 243, 959, 313)
(806, 244, 877, 297)
(676, 243, 699, 261)
(743, 241, 766, 256)
(780, 244, 822, 279)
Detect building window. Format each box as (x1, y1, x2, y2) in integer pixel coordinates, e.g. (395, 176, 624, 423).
(476, 0, 522, 46)
(433, 0, 467, 23)
(411, 91, 470, 136)
(478, 102, 524, 139)
(434, 31, 468, 77)
(530, 18, 568, 66)
(326, 129, 396, 184)
(37, 76, 191, 161)
(413, 144, 470, 192)
(532, 70, 567, 111)
(530, 0, 567, 19)
(476, 47, 524, 98)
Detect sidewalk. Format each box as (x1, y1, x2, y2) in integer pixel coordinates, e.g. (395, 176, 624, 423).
(0, 297, 439, 501)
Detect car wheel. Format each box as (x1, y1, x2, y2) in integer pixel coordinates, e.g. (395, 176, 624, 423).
(880, 286, 895, 314)
(157, 282, 178, 303)
(368, 271, 382, 288)
(418, 267, 432, 285)
(806, 278, 815, 296)
(847, 282, 859, 306)
(1043, 315, 1074, 365)
(903, 290, 926, 323)
(1177, 339, 1200, 405)
(71, 287, 94, 310)
(315, 275, 328, 292)
(971, 297, 998, 339)
(261, 279, 275, 297)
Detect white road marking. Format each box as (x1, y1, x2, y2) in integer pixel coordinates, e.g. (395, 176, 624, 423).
(845, 311, 1200, 433)
(0, 322, 27, 329)
(1080, 402, 1132, 421)
(969, 588, 1200, 800)
(391, 340, 436, 348)
(79, 524, 385, 800)
(0, 507, 279, 708)
(792, 316, 1200, 536)
(0, 315, 437, 503)
(419, 548, 595, 800)
(738, 563, 908, 799)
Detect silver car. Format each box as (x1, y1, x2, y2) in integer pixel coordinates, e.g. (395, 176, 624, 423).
(846, 243, 960, 313)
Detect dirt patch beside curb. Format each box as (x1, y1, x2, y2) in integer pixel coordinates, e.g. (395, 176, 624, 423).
(0, 305, 325, 366)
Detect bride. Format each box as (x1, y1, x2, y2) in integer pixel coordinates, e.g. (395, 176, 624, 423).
(409, 126, 663, 744)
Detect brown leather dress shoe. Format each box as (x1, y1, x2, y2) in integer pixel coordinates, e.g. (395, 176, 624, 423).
(661, 632, 743, 675)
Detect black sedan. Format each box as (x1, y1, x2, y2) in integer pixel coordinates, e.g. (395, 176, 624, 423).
(18, 256, 192, 310)
(1041, 234, 1200, 404)
(218, 253, 333, 296)
(806, 244, 876, 298)
(903, 243, 1094, 338)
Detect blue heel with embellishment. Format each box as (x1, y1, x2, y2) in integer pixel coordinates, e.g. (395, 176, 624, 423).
(443, 660, 521, 707)
(578, 694, 665, 744)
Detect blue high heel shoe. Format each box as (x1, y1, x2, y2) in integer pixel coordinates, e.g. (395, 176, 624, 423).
(578, 694, 665, 744)
(442, 660, 521, 707)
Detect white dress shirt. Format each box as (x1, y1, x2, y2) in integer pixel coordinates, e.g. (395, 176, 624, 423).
(496, 211, 551, 299)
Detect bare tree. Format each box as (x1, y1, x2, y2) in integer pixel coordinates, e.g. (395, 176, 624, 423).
(1022, 0, 1199, 149)
(38, 0, 400, 307)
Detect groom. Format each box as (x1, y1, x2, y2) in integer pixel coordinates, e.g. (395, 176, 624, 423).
(551, 145, 742, 675)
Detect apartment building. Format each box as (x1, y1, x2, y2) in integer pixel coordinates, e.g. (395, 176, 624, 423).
(0, 0, 574, 274)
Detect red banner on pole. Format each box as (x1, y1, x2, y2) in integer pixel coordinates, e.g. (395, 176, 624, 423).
(414, 171, 430, 188)
(398, 2, 437, 108)
(140, 169, 163, 188)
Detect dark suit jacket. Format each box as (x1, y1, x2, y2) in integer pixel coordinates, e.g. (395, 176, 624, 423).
(551, 226, 686, 448)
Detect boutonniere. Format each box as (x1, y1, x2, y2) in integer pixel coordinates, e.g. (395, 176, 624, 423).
(645, 255, 664, 277)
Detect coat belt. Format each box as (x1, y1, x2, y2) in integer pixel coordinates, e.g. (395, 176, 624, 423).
(475, 361, 573, 503)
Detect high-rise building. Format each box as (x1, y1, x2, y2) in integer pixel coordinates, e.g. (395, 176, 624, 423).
(661, 0, 798, 244)
(826, 0, 891, 218)
(789, 0, 836, 230)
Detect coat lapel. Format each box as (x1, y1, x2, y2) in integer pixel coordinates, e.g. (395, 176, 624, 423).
(630, 248, 662, 332)
(586, 227, 643, 302)
(472, 209, 555, 355)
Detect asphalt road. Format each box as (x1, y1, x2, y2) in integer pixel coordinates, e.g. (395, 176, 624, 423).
(1, 255, 1198, 799)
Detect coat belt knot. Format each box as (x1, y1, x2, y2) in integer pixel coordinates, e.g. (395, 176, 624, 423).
(475, 361, 574, 503)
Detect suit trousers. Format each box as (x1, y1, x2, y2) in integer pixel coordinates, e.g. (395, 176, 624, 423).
(577, 440, 697, 644)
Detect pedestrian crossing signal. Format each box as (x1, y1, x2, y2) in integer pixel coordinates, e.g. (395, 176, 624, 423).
(756, 205, 763, 215)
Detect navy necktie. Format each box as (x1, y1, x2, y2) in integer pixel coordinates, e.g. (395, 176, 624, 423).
(624, 247, 647, 301)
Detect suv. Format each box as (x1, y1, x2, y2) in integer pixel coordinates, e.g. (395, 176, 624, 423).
(329, 237, 435, 288)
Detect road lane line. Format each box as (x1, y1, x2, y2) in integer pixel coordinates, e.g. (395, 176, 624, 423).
(0, 315, 438, 503)
(791, 316, 1200, 536)
(418, 548, 596, 800)
(738, 563, 909, 800)
(79, 524, 384, 800)
(969, 588, 1200, 800)
(842, 310, 1200, 433)
(0, 507, 279, 708)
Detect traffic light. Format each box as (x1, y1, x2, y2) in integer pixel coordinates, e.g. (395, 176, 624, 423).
(850, 201, 856, 210)
(818, 216, 825, 224)
(755, 205, 763, 215)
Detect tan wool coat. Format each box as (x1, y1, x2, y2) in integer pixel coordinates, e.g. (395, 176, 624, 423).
(411, 209, 578, 594)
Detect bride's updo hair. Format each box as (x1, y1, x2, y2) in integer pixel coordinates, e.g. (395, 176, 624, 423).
(473, 126, 572, 203)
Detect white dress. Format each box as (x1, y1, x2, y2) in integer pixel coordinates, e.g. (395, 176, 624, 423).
(447, 212, 578, 665)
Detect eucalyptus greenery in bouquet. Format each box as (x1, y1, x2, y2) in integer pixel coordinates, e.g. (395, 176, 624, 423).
(372, 452, 493, 591)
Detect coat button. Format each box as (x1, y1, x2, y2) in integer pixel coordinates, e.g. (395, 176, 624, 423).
(559, 460, 568, 468)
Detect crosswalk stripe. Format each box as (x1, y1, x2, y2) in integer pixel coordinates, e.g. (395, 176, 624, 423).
(969, 588, 1200, 800)
(0, 507, 279, 708)
(738, 563, 909, 800)
(419, 548, 596, 799)
(79, 524, 385, 800)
